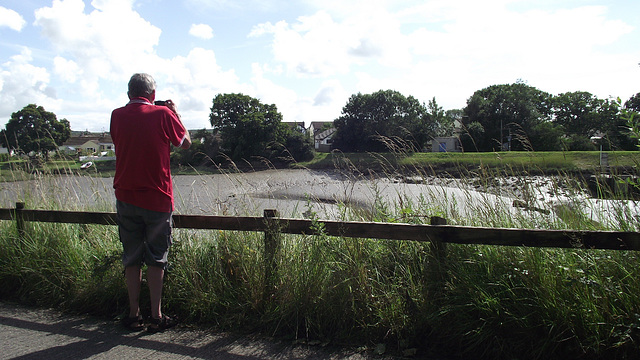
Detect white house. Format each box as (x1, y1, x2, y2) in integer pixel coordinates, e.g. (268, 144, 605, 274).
(60, 133, 114, 156)
(314, 127, 336, 153)
(431, 137, 462, 152)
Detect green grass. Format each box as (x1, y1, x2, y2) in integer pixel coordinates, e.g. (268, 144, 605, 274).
(4, 150, 638, 180)
(1, 153, 640, 359)
(299, 151, 640, 176)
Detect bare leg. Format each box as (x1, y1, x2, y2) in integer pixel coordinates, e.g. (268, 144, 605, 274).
(147, 265, 165, 319)
(125, 265, 142, 318)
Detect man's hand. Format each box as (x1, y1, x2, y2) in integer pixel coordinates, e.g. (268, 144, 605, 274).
(164, 99, 178, 116)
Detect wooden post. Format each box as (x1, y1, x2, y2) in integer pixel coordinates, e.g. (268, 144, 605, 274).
(15, 202, 25, 237)
(427, 216, 448, 299)
(263, 209, 281, 304)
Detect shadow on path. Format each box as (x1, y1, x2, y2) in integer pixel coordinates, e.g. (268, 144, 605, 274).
(0, 302, 406, 360)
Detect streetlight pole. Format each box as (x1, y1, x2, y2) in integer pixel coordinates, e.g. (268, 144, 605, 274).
(500, 118, 503, 151)
(590, 136, 604, 172)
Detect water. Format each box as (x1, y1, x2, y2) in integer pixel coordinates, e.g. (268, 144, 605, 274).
(1, 169, 638, 229)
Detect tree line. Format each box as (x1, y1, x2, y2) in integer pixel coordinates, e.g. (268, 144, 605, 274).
(1, 83, 639, 166)
(206, 83, 639, 166)
(333, 83, 640, 153)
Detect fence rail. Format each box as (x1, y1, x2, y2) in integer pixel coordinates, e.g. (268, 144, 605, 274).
(1, 202, 639, 251)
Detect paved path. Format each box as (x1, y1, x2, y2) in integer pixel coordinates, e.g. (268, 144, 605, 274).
(0, 302, 416, 360)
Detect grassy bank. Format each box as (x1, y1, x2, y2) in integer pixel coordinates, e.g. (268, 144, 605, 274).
(300, 150, 640, 176)
(1, 154, 640, 359)
(2, 150, 639, 181)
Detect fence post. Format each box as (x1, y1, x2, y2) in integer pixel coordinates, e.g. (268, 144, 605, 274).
(15, 202, 25, 237)
(427, 216, 448, 299)
(263, 209, 281, 304)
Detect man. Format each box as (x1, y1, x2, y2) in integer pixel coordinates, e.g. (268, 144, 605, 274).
(110, 73, 191, 332)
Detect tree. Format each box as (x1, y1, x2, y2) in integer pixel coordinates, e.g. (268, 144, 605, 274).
(209, 93, 313, 163)
(460, 121, 485, 152)
(172, 129, 220, 166)
(624, 93, 640, 148)
(0, 104, 71, 160)
(332, 90, 434, 152)
(278, 125, 314, 162)
(210, 93, 283, 161)
(553, 92, 632, 150)
(552, 91, 602, 139)
(528, 121, 564, 151)
(443, 109, 464, 137)
(427, 97, 450, 137)
(463, 82, 553, 151)
(625, 92, 640, 112)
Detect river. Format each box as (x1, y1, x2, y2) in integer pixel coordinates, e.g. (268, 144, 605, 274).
(1, 169, 638, 228)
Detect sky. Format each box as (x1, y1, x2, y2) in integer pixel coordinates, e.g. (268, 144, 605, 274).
(0, 0, 638, 132)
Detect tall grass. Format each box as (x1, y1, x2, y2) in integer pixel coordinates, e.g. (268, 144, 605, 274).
(1, 152, 640, 359)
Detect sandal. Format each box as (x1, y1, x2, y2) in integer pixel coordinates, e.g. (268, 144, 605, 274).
(122, 315, 144, 331)
(147, 314, 177, 333)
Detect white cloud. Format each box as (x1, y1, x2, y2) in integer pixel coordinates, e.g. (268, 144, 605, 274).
(185, 0, 296, 12)
(53, 57, 81, 83)
(0, 6, 26, 31)
(0, 48, 59, 117)
(250, 0, 637, 112)
(250, 12, 359, 77)
(310, 79, 349, 120)
(155, 48, 243, 129)
(250, 62, 299, 113)
(34, 0, 162, 93)
(401, 3, 637, 106)
(189, 24, 214, 39)
(2, 0, 637, 132)
(25, 0, 244, 131)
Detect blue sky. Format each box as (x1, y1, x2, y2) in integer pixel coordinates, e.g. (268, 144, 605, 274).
(1, 0, 638, 132)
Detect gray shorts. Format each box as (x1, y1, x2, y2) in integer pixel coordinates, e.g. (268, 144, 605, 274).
(116, 200, 173, 269)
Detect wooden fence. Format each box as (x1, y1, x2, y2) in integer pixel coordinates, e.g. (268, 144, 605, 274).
(2, 202, 639, 250)
(2, 202, 640, 299)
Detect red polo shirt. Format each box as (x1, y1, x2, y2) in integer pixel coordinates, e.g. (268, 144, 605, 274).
(110, 98, 187, 212)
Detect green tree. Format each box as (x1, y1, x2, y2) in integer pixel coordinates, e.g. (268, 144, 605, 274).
(427, 97, 448, 137)
(332, 90, 434, 152)
(172, 129, 220, 167)
(623, 93, 640, 148)
(528, 121, 564, 151)
(624, 92, 640, 112)
(553, 92, 632, 150)
(210, 93, 283, 161)
(0, 104, 71, 160)
(552, 91, 602, 139)
(278, 125, 314, 162)
(443, 109, 464, 137)
(209, 93, 313, 162)
(460, 121, 484, 152)
(463, 82, 553, 151)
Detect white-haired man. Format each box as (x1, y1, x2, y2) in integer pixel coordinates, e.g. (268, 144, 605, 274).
(110, 73, 191, 332)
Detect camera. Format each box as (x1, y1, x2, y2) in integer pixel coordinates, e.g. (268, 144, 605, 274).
(154, 100, 167, 106)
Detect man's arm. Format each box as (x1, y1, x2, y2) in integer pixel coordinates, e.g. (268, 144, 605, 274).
(165, 99, 191, 149)
(180, 127, 192, 149)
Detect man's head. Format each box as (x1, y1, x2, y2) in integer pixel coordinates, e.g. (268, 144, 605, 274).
(127, 73, 156, 101)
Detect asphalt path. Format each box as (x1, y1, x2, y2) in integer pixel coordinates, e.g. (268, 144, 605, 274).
(0, 302, 427, 360)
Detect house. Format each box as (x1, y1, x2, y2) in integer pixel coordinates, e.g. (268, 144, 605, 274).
(283, 121, 306, 134)
(431, 136, 462, 152)
(61, 133, 114, 156)
(308, 121, 333, 137)
(314, 127, 336, 153)
(308, 121, 335, 153)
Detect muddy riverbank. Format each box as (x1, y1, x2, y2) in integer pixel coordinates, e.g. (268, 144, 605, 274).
(1, 169, 638, 228)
